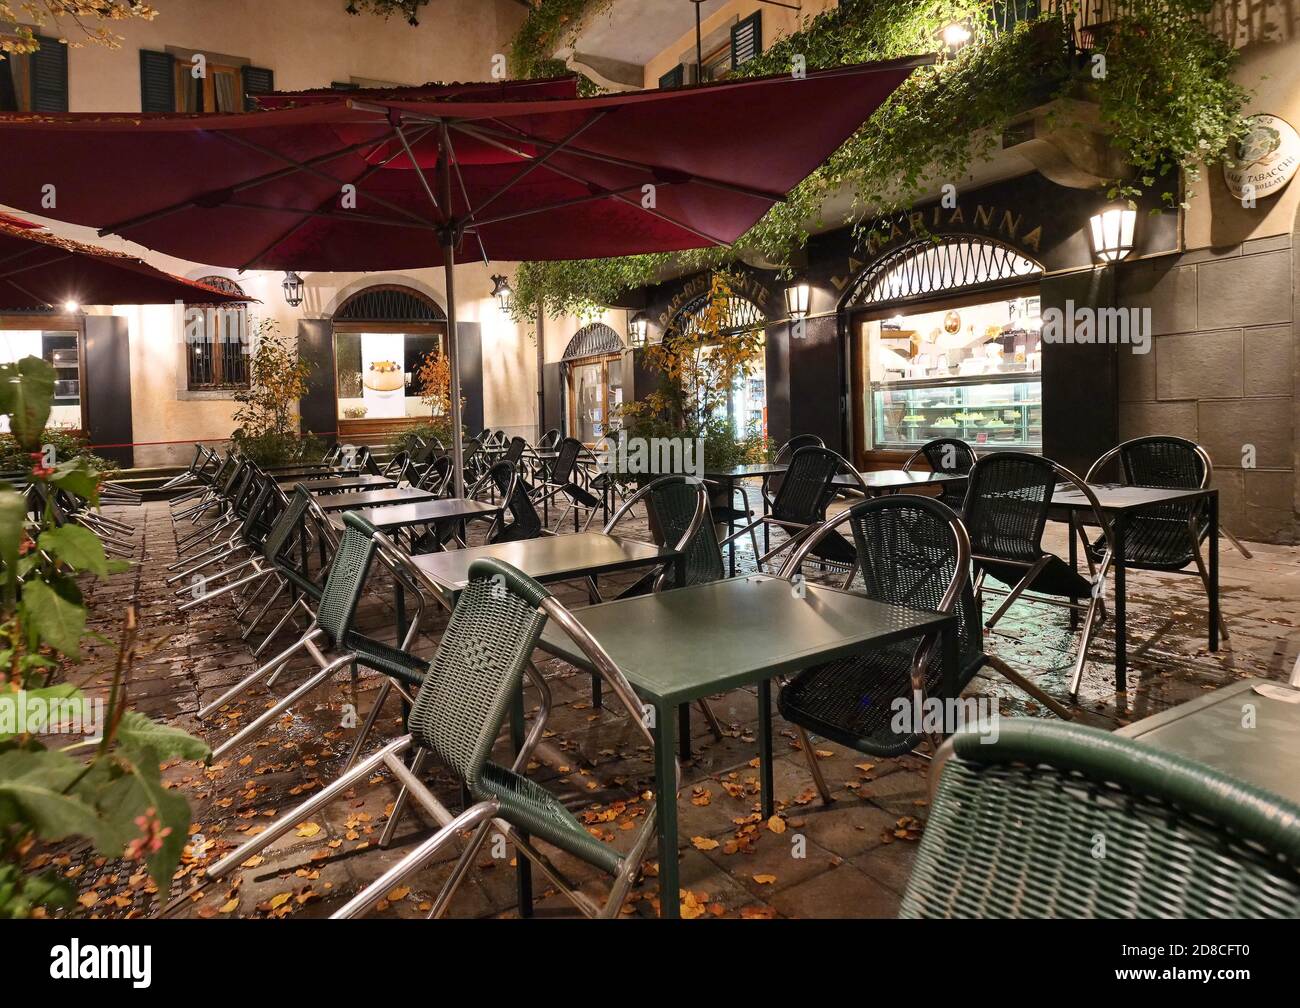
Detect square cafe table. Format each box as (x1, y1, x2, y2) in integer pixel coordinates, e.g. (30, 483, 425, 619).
(313, 487, 434, 512)
(1049, 482, 1218, 692)
(536, 574, 956, 917)
(409, 530, 681, 597)
(834, 468, 968, 493)
(1117, 678, 1300, 805)
(278, 473, 396, 493)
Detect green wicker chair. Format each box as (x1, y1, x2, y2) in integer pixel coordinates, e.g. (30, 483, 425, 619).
(199, 510, 428, 762)
(203, 557, 668, 920)
(901, 719, 1300, 918)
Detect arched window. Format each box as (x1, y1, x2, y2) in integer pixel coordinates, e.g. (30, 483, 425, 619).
(185, 276, 250, 389)
(330, 284, 446, 428)
(843, 236, 1042, 309)
(562, 323, 625, 444)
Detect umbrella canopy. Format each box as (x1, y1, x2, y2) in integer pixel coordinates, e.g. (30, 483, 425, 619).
(0, 213, 251, 310)
(0, 58, 927, 489)
(0, 59, 927, 271)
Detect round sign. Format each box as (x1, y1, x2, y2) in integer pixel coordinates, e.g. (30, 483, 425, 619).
(1223, 113, 1300, 201)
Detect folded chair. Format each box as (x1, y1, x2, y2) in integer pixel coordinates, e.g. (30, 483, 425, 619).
(1084, 435, 1231, 647)
(196, 511, 427, 761)
(963, 452, 1114, 699)
(200, 558, 671, 919)
(902, 436, 977, 512)
(776, 496, 1073, 806)
(901, 720, 1300, 918)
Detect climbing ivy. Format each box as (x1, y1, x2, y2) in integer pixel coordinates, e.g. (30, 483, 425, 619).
(507, 0, 1249, 318)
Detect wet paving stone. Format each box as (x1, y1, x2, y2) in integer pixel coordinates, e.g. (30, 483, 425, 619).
(27, 493, 1299, 919)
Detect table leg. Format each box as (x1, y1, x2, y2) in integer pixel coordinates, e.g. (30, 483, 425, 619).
(653, 701, 679, 919)
(762, 477, 771, 557)
(678, 703, 691, 761)
(1068, 516, 1079, 632)
(758, 679, 774, 818)
(509, 688, 533, 917)
(1113, 512, 1127, 693)
(727, 480, 737, 578)
(1209, 491, 1220, 652)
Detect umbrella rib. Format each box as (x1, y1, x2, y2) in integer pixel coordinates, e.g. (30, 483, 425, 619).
(459, 110, 608, 219)
(234, 125, 437, 271)
(470, 183, 649, 229)
(97, 127, 405, 239)
(461, 119, 788, 204)
(222, 201, 440, 230)
(0, 250, 74, 282)
(214, 129, 440, 229)
(392, 122, 442, 220)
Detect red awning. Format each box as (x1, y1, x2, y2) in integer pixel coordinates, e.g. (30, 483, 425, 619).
(0, 214, 252, 310)
(0, 59, 928, 271)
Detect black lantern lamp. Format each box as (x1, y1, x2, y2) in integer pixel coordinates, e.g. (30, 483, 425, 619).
(628, 309, 650, 348)
(490, 274, 513, 313)
(282, 270, 304, 307)
(783, 278, 810, 320)
(1088, 203, 1137, 263)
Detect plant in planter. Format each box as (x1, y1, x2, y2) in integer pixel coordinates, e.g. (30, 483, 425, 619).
(411, 350, 463, 447)
(230, 320, 314, 466)
(0, 356, 209, 917)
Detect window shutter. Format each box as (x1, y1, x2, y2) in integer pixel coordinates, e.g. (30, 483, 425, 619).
(29, 35, 68, 112)
(241, 65, 274, 110)
(658, 64, 685, 89)
(139, 49, 175, 112)
(730, 11, 762, 69)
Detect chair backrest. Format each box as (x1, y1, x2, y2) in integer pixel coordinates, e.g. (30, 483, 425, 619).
(537, 428, 561, 450)
(503, 436, 527, 465)
(770, 445, 844, 524)
(906, 437, 978, 509)
(262, 484, 313, 565)
(486, 459, 542, 542)
(961, 452, 1056, 565)
(766, 434, 826, 502)
(322, 443, 342, 465)
(406, 558, 551, 791)
(314, 511, 380, 646)
(607, 475, 721, 586)
(550, 437, 584, 485)
(901, 720, 1300, 918)
(418, 454, 453, 495)
(1118, 435, 1208, 490)
(382, 450, 411, 480)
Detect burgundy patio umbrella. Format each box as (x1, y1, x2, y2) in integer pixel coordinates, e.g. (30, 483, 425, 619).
(0, 212, 251, 310)
(0, 57, 928, 490)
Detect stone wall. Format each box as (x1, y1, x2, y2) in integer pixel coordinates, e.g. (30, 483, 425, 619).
(1116, 234, 1297, 542)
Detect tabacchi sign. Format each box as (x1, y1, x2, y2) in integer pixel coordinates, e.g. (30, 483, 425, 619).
(1223, 113, 1300, 201)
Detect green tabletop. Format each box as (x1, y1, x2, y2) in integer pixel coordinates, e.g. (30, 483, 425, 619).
(314, 487, 435, 512)
(410, 531, 677, 594)
(279, 474, 395, 492)
(1117, 678, 1300, 805)
(344, 496, 500, 530)
(539, 574, 950, 705)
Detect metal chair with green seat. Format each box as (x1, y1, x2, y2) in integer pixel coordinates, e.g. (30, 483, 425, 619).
(201, 557, 669, 919)
(776, 495, 1073, 805)
(596, 474, 713, 599)
(900, 719, 1300, 918)
(198, 510, 428, 761)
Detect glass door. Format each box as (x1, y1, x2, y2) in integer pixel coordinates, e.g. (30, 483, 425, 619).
(567, 354, 623, 445)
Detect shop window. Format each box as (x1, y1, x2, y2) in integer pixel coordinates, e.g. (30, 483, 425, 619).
(0, 318, 82, 432)
(562, 324, 625, 445)
(139, 49, 273, 113)
(331, 285, 446, 427)
(0, 34, 67, 112)
(185, 277, 250, 390)
(668, 293, 767, 440)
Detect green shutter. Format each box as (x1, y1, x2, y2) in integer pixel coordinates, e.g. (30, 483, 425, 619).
(139, 49, 175, 112)
(241, 65, 274, 110)
(730, 12, 762, 69)
(658, 64, 685, 89)
(29, 35, 68, 112)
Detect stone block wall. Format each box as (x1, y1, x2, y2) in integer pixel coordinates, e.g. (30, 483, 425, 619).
(1116, 234, 1297, 543)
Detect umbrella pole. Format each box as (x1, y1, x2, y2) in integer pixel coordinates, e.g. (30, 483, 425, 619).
(443, 246, 465, 499)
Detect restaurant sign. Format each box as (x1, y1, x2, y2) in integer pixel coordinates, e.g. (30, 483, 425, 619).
(1223, 114, 1300, 202)
(657, 269, 771, 329)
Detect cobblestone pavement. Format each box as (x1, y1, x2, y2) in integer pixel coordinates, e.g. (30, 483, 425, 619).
(44, 493, 1300, 919)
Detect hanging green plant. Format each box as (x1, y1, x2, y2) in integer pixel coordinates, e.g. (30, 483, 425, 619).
(507, 0, 1250, 315)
